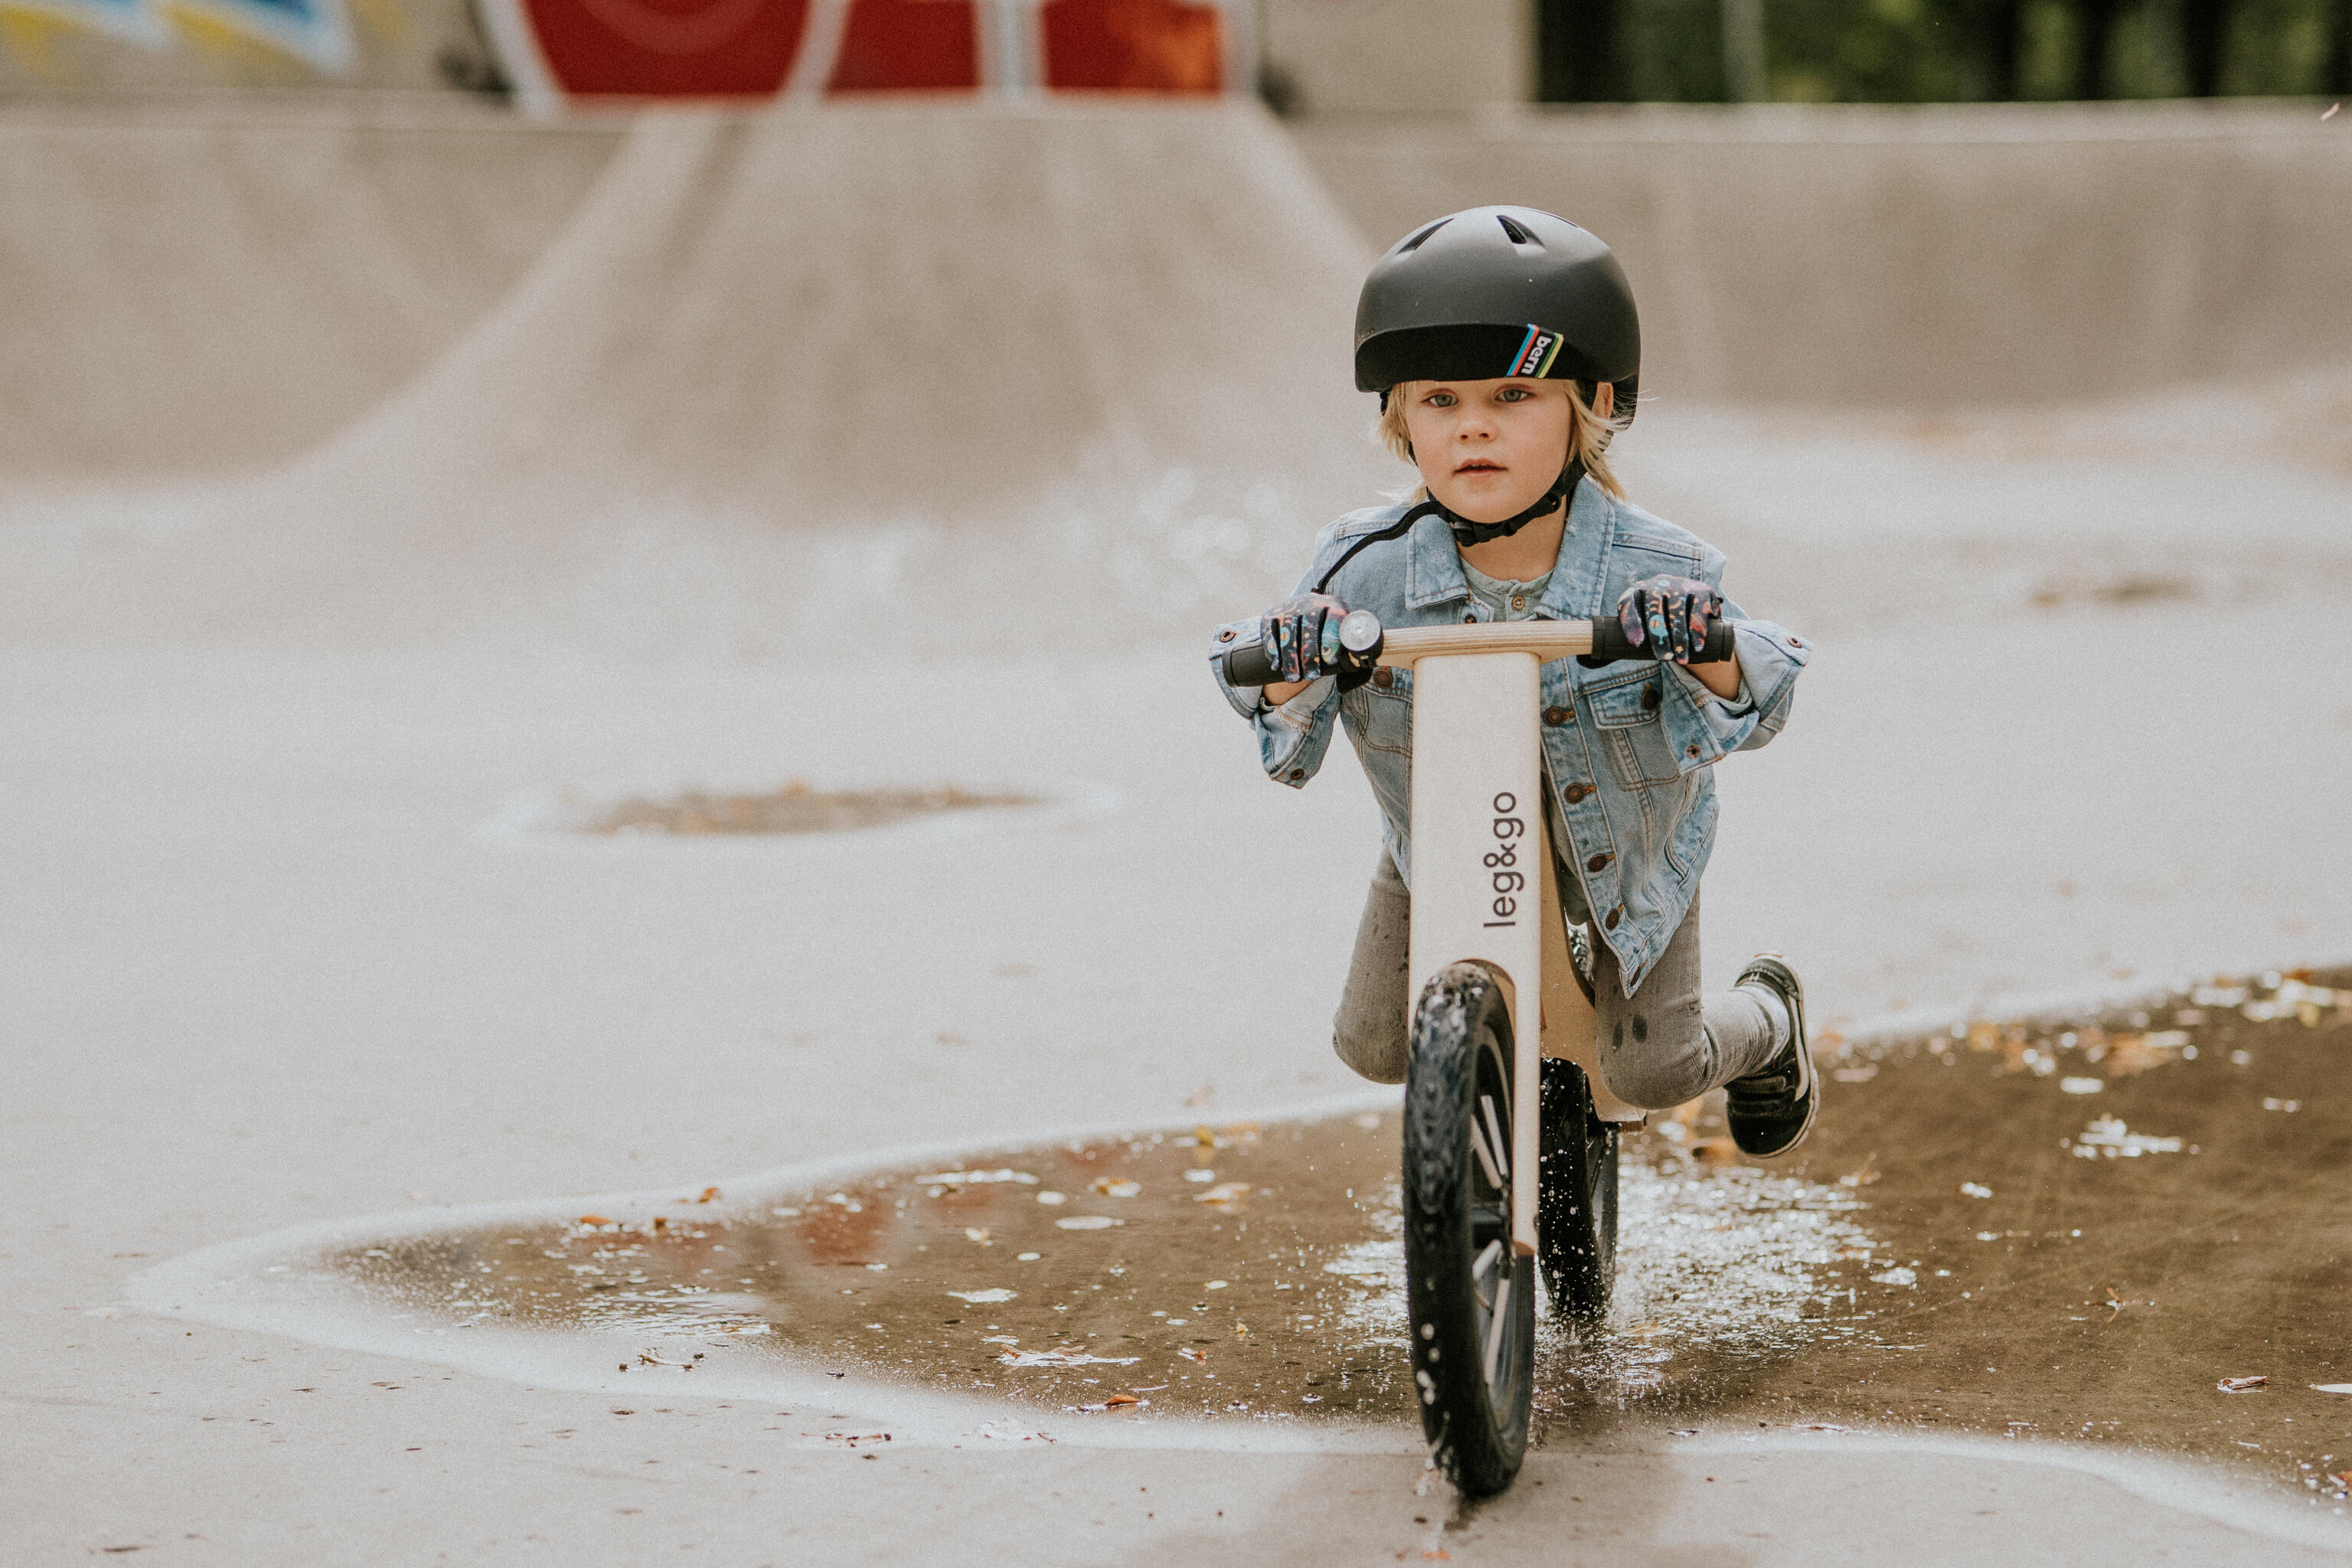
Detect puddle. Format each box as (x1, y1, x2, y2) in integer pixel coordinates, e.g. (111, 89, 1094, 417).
(283, 971, 2351, 1498)
(577, 782, 1039, 837)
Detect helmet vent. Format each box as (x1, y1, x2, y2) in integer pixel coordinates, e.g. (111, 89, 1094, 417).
(1496, 214, 1537, 246)
(1396, 218, 1449, 252)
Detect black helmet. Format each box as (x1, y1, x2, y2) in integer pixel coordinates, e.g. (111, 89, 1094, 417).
(1354, 206, 1640, 424)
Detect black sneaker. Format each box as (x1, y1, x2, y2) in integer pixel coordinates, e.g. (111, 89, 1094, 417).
(1725, 955, 1818, 1158)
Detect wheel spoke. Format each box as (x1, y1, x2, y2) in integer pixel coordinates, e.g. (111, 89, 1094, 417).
(1482, 1272, 1511, 1387)
(1478, 1093, 1511, 1184)
(1468, 1116, 1505, 1194)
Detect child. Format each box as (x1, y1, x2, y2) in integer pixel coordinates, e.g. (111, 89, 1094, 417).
(1210, 205, 1818, 1157)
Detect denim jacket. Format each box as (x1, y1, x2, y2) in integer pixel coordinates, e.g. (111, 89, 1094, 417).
(1210, 477, 1810, 997)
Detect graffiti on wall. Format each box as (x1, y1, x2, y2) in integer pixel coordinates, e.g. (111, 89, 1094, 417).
(0, 0, 353, 72)
(476, 0, 1250, 113)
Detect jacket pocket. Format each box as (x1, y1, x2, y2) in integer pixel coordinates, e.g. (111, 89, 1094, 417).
(1583, 671, 1683, 789)
(1666, 779, 1715, 878)
(1346, 678, 1413, 756)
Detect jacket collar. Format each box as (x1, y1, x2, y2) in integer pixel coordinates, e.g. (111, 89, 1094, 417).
(1403, 477, 1616, 616)
(1534, 478, 1615, 620)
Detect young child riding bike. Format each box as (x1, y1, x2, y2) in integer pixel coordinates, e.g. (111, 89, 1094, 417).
(1210, 205, 1820, 1158)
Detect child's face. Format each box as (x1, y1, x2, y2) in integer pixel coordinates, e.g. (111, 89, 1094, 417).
(1400, 377, 1575, 525)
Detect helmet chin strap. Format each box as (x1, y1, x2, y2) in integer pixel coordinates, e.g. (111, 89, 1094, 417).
(1308, 457, 1588, 596)
(1431, 457, 1584, 547)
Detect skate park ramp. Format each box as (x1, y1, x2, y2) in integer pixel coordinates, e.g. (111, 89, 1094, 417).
(0, 93, 622, 483)
(0, 99, 1383, 652)
(1295, 102, 2352, 412)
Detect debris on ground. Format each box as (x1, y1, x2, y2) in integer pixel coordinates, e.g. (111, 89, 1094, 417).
(998, 1348, 1141, 1368)
(947, 1288, 1016, 1303)
(2216, 1376, 2269, 1393)
(917, 1169, 1039, 1190)
(2071, 1115, 2183, 1158)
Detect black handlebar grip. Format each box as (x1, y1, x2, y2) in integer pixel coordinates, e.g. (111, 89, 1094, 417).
(1586, 619, 1736, 665)
(1223, 639, 1278, 687)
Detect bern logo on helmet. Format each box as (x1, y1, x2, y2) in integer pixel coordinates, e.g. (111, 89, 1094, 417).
(1509, 326, 1563, 378)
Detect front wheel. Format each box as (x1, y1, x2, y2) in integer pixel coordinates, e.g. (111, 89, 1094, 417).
(1403, 963, 1534, 1496)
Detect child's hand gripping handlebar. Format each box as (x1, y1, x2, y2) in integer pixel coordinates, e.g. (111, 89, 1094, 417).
(1220, 609, 1733, 688)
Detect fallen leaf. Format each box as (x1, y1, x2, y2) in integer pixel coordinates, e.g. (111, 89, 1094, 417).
(1105, 1393, 1141, 1407)
(964, 1227, 991, 1245)
(1178, 1347, 1207, 1364)
(1194, 1183, 1252, 1207)
(577, 1215, 612, 1227)
(1090, 1178, 1142, 1197)
(998, 1348, 1142, 1368)
(697, 1186, 720, 1204)
(2216, 1375, 2268, 1393)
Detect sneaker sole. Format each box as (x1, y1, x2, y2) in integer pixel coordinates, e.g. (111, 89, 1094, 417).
(1733, 955, 1817, 1159)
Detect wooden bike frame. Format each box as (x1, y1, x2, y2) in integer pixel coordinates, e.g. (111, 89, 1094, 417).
(1392, 623, 1646, 1259)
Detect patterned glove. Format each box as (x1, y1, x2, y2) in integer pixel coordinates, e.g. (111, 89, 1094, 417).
(1616, 574, 1725, 665)
(1259, 593, 1377, 691)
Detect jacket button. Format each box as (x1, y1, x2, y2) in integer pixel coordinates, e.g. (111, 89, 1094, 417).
(1542, 705, 1570, 726)
(1606, 906, 1622, 930)
(1373, 667, 1394, 689)
(1564, 783, 1590, 803)
(1642, 685, 1661, 711)
(1586, 852, 1612, 872)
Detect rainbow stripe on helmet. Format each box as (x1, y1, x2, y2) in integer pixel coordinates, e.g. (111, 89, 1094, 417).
(1508, 325, 1563, 378)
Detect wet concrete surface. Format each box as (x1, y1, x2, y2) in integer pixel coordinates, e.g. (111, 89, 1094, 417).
(328, 970, 2352, 1502)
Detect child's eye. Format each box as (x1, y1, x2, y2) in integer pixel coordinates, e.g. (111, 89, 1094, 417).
(1423, 391, 1457, 409)
(1497, 387, 1531, 403)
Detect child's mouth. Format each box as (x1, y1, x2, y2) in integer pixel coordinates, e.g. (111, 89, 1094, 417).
(1455, 461, 1502, 475)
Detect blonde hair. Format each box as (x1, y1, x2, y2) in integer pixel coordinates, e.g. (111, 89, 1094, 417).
(1377, 380, 1630, 501)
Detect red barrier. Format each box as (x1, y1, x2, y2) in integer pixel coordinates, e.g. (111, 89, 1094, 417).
(518, 0, 809, 96)
(829, 0, 980, 92)
(488, 0, 1242, 107)
(1040, 0, 1221, 93)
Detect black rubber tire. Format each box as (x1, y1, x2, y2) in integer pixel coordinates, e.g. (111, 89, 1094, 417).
(1402, 963, 1535, 1497)
(1537, 1057, 1619, 1326)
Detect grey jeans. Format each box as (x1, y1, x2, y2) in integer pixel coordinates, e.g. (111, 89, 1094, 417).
(1331, 850, 1783, 1109)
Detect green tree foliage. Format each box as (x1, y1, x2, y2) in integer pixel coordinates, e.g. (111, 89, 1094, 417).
(1534, 0, 2350, 100)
